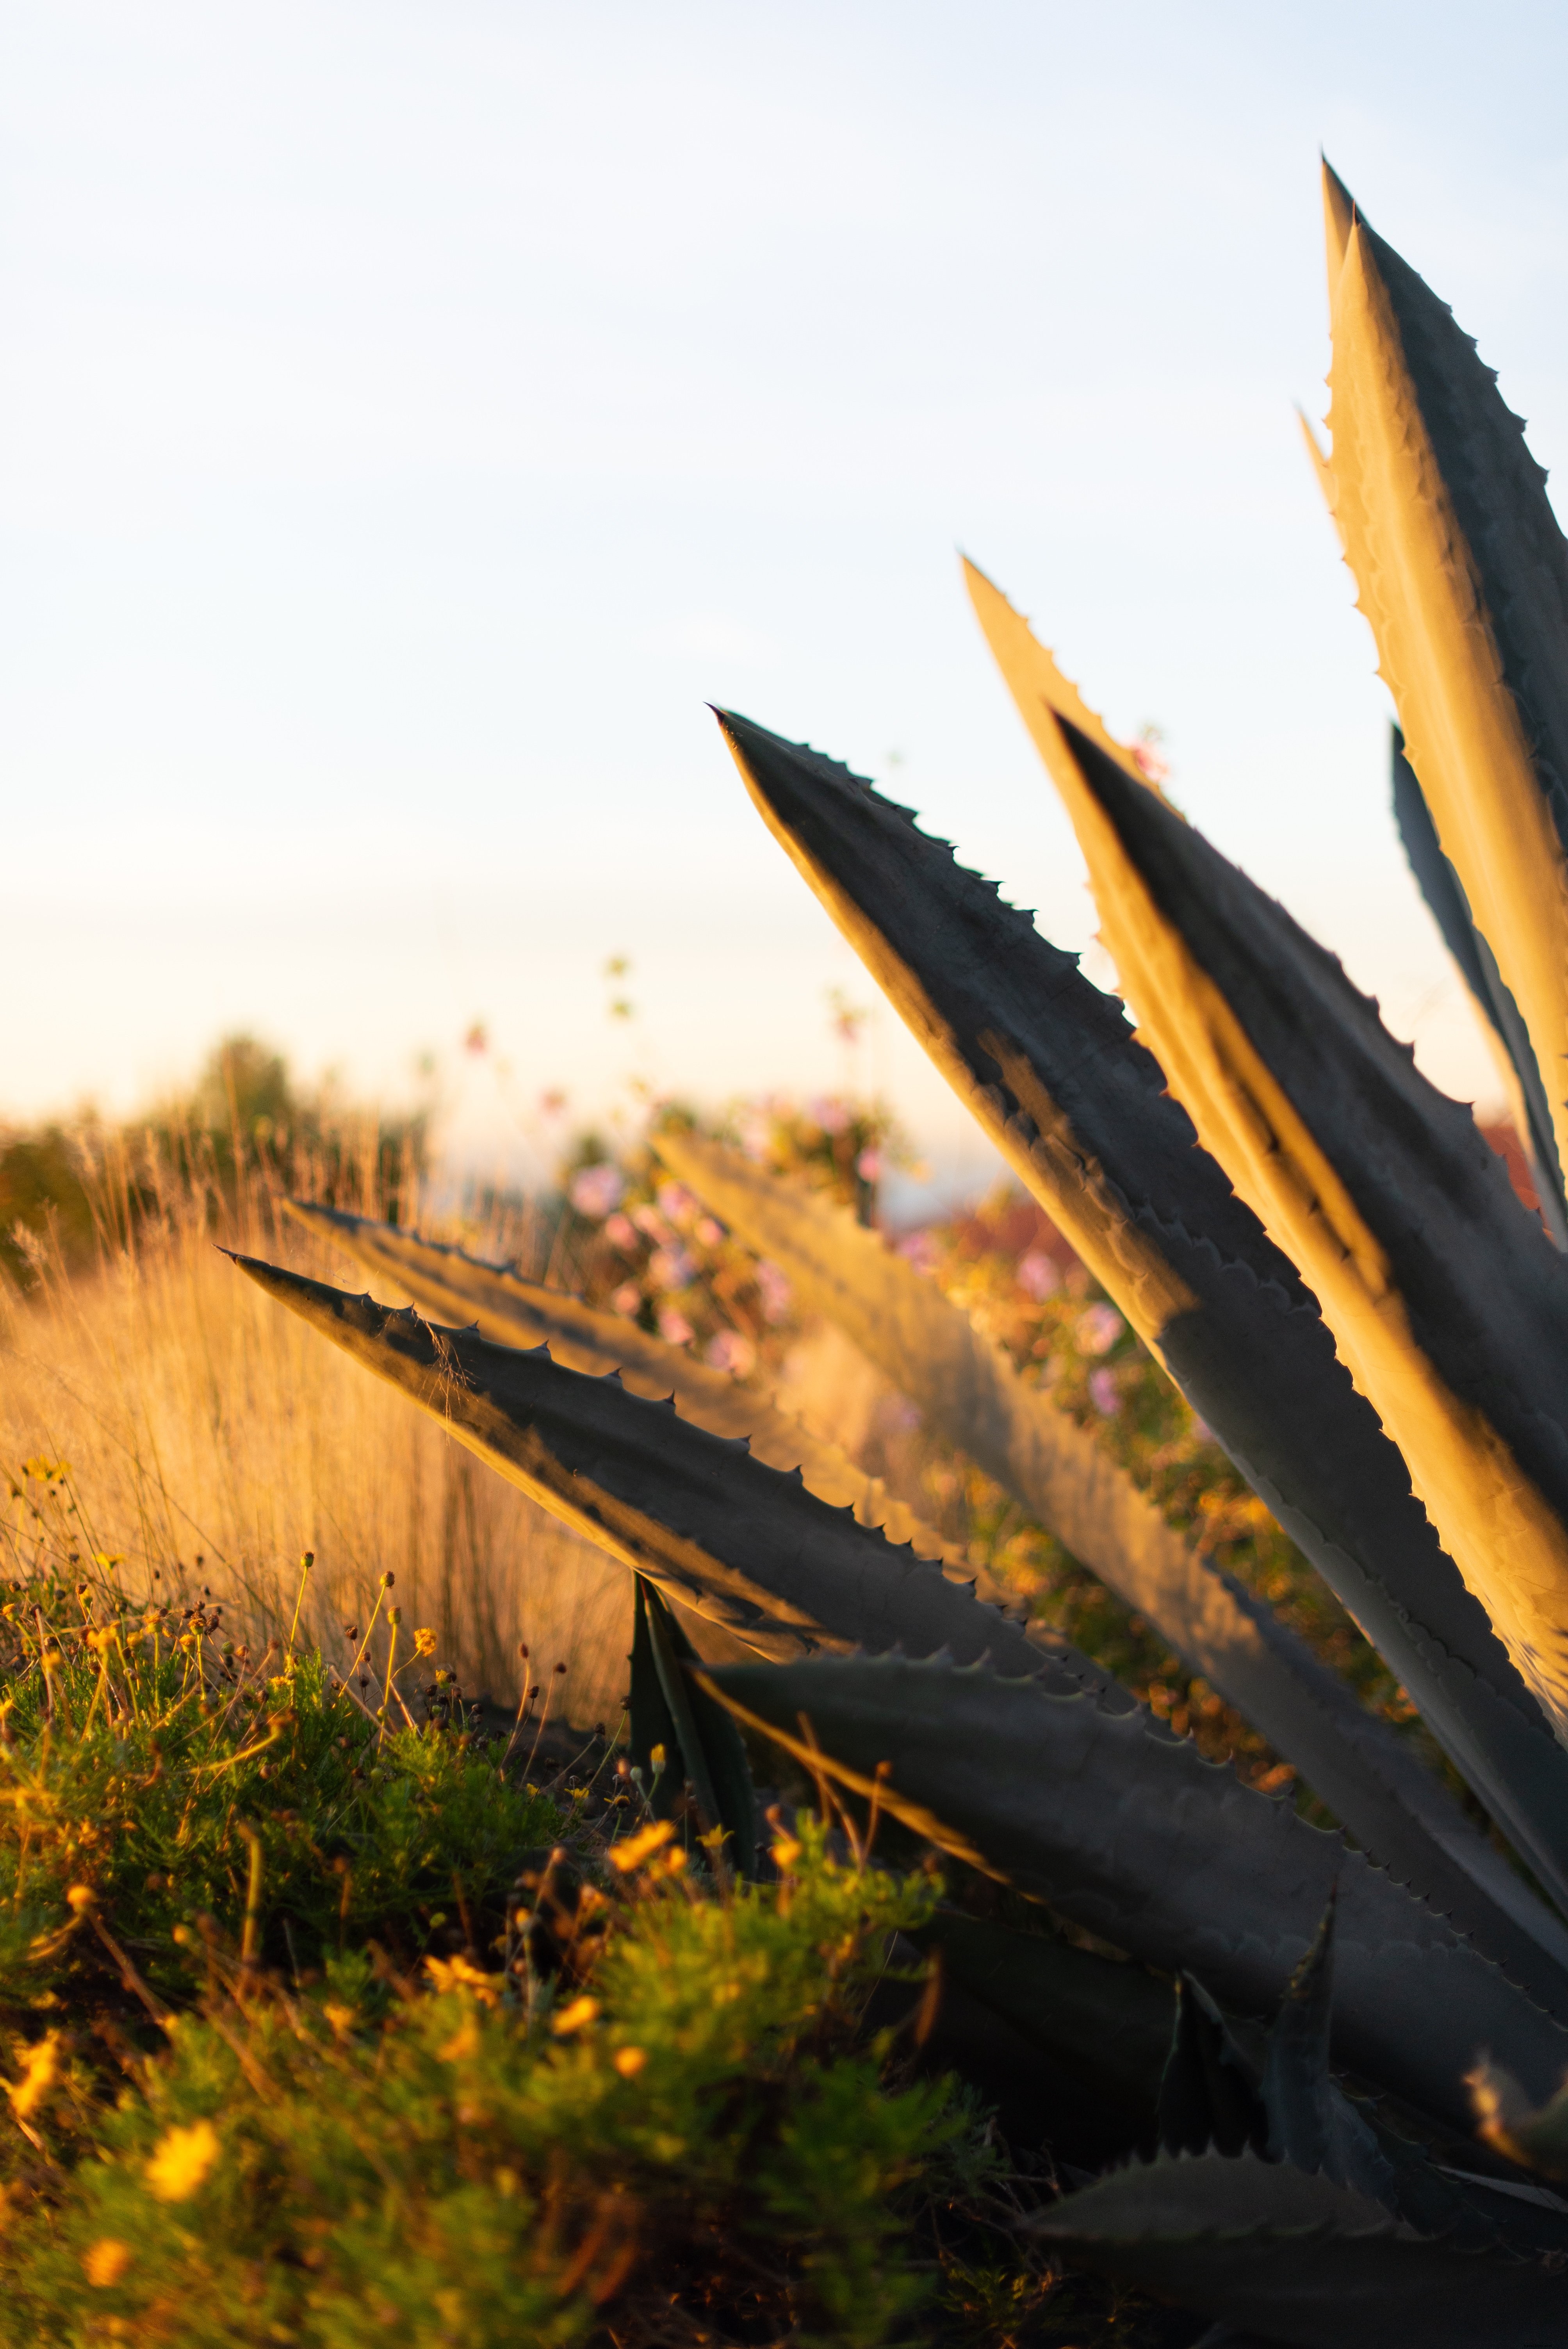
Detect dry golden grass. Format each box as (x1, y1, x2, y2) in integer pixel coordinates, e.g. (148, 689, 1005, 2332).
(0, 1137, 631, 1730)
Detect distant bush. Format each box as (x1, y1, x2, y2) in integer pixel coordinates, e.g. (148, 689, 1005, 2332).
(0, 1034, 427, 1292)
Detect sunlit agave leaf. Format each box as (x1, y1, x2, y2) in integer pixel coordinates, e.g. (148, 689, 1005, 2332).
(959, 555, 1149, 793)
(283, 1198, 960, 1568)
(1324, 165, 1568, 1228)
(700, 1652, 1568, 2130)
(228, 1251, 1099, 1688)
(1039, 711, 1568, 1755)
(710, 701, 1568, 1950)
(1389, 727, 1568, 1246)
(1032, 2153, 1568, 2347)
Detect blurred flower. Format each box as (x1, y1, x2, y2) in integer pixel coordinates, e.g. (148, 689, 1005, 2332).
(1017, 1249, 1061, 1302)
(569, 1163, 624, 1219)
(1077, 1303, 1125, 1356)
(895, 1230, 939, 1276)
(809, 1095, 850, 1135)
(614, 2046, 648, 2078)
(463, 1021, 489, 1055)
(695, 1215, 724, 1248)
(611, 1283, 642, 1317)
(875, 1394, 922, 1436)
(657, 1307, 695, 1346)
(7, 2030, 61, 2121)
(656, 1181, 698, 1225)
(649, 1244, 696, 1291)
(706, 1330, 756, 1378)
(631, 1202, 672, 1242)
(1089, 1367, 1121, 1417)
(538, 1088, 568, 1117)
(756, 1261, 792, 1324)
(856, 1148, 882, 1182)
(738, 1110, 773, 1161)
(604, 1212, 636, 1251)
(1131, 727, 1170, 787)
(84, 2240, 133, 2288)
(147, 2119, 220, 2204)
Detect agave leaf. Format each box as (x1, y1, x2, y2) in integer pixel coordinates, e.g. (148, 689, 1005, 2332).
(958, 558, 1149, 789)
(284, 1199, 962, 1568)
(1032, 2153, 1568, 2348)
(1388, 732, 1568, 1247)
(652, 1134, 1563, 1993)
(1037, 710, 1568, 1759)
(1159, 1973, 1267, 2160)
(700, 1653, 1568, 2127)
(627, 1575, 757, 1874)
(1324, 168, 1568, 1228)
(228, 1251, 1113, 1692)
(709, 702, 1568, 1959)
(1258, 1891, 1394, 2203)
(917, 1909, 1174, 2128)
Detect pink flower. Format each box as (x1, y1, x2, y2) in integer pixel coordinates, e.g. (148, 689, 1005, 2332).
(856, 1148, 882, 1182)
(1131, 734, 1171, 787)
(611, 1283, 642, 1317)
(604, 1212, 636, 1251)
(1017, 1249, 1061, 1302)
(649, 1244, 696, 1292)
(1077, 1303, 1125, 1357)
(896, 1230, 940, 1277)
(756, 1261, 792, 1324)
(631, 1203, 672, 1243)
(656, 1181, 698, 1225)
(695, 1215, 724, 1249)
(1089, 1367, 1120, 1416)
(569, 1163, 624, 1219)
(706, 1330, 756, 1378)
(657, 1306, 694, 1346)
(809, 1096, 850, 1135)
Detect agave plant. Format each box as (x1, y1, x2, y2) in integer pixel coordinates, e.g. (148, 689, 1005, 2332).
(233, 166, 1568, 2341)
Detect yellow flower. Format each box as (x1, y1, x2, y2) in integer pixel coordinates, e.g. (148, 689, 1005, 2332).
(321, 2002, 358, 2039)
(146, 2118, 220, 2203)
(770, 1836, 803, 1872)
(84, 2239, 133, 2287)
(613, 2046, 647, 2078)
(608, 1820, 675, 1874)
(551, 1995, 600, 2037)
(423, 1953, 500, 2004)
(8, 2031, 61, 2121)
(65, 1885, 95, 1914)
(438, 2019, 480, 2063)
(413, 1627, 438, 1657)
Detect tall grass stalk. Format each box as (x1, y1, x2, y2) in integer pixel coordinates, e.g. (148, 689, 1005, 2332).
(0, 1128, 629, 1726)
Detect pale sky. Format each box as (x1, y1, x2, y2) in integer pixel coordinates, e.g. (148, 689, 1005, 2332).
(6, 1, 1568, 1195)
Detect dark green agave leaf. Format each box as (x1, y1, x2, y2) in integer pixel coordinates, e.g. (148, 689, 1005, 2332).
(284, 1198, 961, 1568)
(1033, 2153, 1568, 2348)
(649, 1130, 1554, 1991)
(1035, 716, 1568, 1757)
(701, 1653, 1568, 2128)
(1390, 729, 1568, 1244)
(627, 1574, 757, 1874)
(228, 1251, 1105, 1688)
(711, 700, 1568, 1953)
(915, 1909, 1175, 2150)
